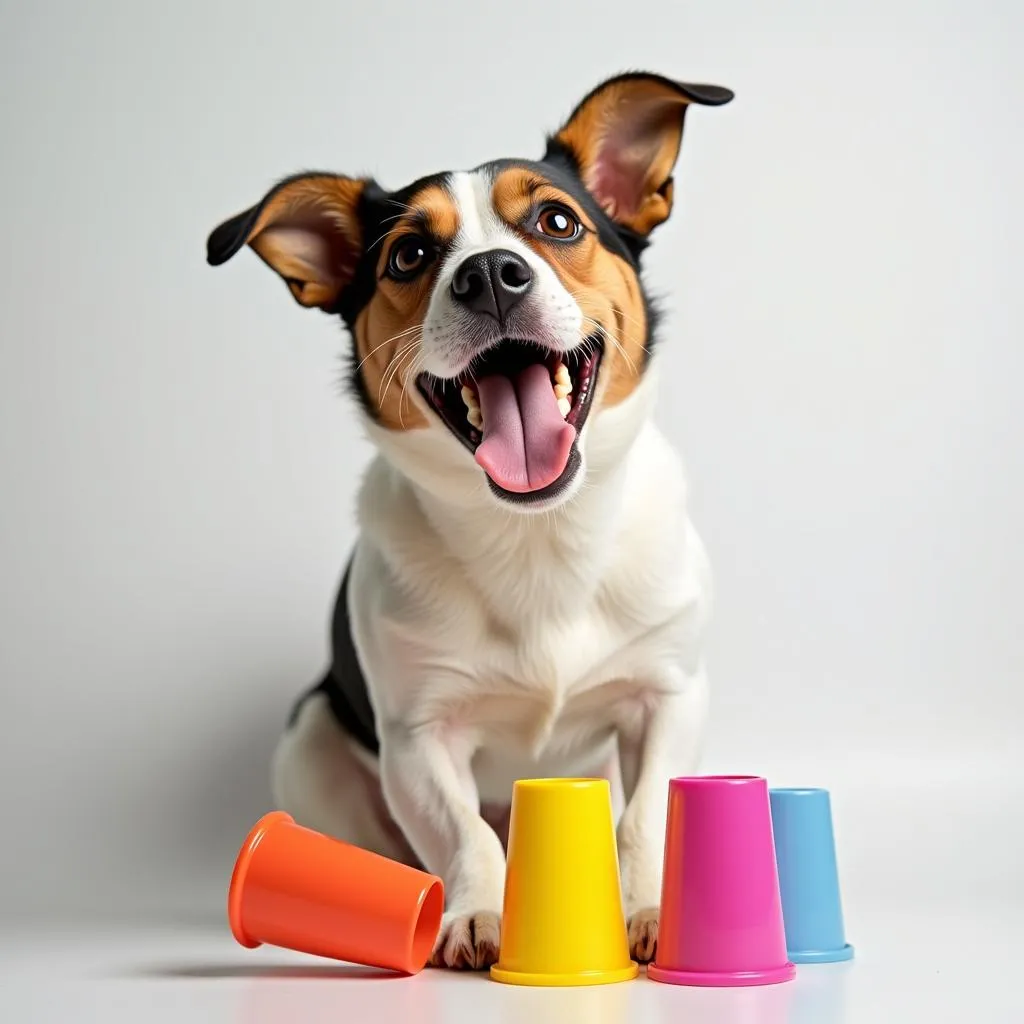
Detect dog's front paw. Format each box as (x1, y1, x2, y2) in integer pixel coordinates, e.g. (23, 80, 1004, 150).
(430, 910, 501, 970)
(627, 907, 659, 963)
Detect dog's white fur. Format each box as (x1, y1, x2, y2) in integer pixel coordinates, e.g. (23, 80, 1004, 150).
(271, 168, 712, 967)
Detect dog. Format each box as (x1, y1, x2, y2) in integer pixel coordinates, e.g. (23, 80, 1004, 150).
(207, 71, 732, 969)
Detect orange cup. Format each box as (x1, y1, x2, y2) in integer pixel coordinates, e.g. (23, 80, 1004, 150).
(228, 811, 444, 974)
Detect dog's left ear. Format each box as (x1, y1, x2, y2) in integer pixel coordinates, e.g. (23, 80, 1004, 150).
(206, 173, 366, 311)
(547, 73, 733, 236)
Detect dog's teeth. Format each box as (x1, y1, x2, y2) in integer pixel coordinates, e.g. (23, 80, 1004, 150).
(553, 382, 572, 400)
(554, 362, 570, 387)
(557, 396, 571, 418)
(460, 384, 481, 428)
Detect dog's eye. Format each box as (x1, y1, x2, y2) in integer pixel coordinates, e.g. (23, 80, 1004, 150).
(387, 235, 435, 280)
(534, 205, 581, 241)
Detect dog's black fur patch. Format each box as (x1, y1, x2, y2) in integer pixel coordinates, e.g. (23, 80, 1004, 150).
(288, 559, 380, 753)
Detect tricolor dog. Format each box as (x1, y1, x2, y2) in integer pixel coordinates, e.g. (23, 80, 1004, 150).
(207, 71, 732, 968)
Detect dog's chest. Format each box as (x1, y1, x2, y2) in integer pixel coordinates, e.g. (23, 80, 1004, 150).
(494, 608, 617, 699)
(453, 581, 660, 757)
(356, 428, 701, 756)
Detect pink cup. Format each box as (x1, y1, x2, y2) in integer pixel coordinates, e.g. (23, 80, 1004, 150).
(648, 775, 795, 987)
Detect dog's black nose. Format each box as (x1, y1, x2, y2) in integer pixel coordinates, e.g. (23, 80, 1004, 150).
(450, 249, 533, 322)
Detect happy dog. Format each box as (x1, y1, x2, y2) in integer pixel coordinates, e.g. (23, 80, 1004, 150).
(208, 71, 732, 968)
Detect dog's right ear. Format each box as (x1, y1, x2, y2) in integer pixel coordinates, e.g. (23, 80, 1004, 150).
(547, 73, 733, 237)
(206, 173, 366, 311)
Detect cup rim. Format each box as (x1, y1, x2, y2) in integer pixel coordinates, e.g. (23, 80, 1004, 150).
(491, 961, 640, 986)
(227, 810, 294, 948)
(406, 878, 445, 971)
(671, 774, 764, 785)
(513, 777, 609, 789)
(770, 786, 829, 797)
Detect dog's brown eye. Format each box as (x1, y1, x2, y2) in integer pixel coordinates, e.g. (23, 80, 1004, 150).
(388, 235, 435, 280)
(535, 205, 581, 240)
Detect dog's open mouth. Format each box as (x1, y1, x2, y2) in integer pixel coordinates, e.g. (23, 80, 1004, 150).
(417, 336, 603, 501)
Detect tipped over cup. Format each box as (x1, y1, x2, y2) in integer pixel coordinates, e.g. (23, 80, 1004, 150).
(648, 776, 796, 987)
(490, 778, 638, 987)
(770, 787, 854, 964)
(228, 811, 444, 974)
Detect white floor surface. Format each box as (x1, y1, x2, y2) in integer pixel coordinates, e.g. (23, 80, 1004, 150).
(2, 905, 1020, 1024)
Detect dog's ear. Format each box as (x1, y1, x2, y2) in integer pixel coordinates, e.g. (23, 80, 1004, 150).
(546, 73, 733, 236)
(206, 173, 366, 310)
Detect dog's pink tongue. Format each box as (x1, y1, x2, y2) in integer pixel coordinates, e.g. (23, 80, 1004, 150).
(475, 363, 575, 493)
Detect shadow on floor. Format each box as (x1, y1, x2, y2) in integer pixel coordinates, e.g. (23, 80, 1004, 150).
(137, 963, 400, 981)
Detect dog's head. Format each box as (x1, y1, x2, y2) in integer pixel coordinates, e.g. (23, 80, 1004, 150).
(208, 73, 732, 511)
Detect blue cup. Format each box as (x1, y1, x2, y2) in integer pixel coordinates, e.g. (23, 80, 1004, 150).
(769, 788, 854, 964)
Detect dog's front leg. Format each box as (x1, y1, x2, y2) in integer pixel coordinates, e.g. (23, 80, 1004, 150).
(616, 666, 709, 963)
(379, 722, 505, 969)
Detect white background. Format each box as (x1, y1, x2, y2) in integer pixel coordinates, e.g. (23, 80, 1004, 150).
(1, 0, 1020, 974)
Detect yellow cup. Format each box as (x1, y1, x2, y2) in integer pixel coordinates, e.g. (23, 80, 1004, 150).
(490, 778, 639, 987)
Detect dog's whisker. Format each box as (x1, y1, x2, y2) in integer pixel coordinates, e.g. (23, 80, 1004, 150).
(379, 341, 421, 410)
(378, 342, 417, 393)
(611, 303, 649, 338)
(602, 333, 637, 377)
(384, 342, 420, 402)
(367, 226, 400, 253)
(398, 352, 428, 428)
(608, 305, 652, 359)
(585, 307, 647, 352)
(356, 325, 425, 373)
(581, 315, 638, 378)
(376, 347, 412, 405)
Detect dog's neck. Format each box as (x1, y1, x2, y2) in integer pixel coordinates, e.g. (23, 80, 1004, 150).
(364, 375, 657, 627)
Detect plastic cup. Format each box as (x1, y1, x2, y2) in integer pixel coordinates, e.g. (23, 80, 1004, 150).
(769, 788, 854, 964)
(648, 775, 796, 987)
(490, 778, 639, 986)
(228, 811, 444, 974)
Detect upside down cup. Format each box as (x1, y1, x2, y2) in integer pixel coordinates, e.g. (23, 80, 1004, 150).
(770, 788, 855, 964)
(648, 776, 796, 987)
(490, 779, 639, 987)
(228, 811, 444, 974)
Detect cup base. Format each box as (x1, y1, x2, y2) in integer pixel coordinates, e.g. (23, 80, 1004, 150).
(490, 962, 639, 987)
(789, 943, 854, 964)
(647, 961, 796, 988)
